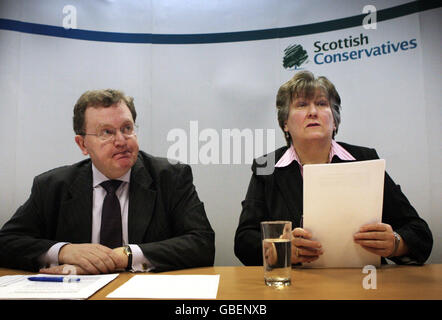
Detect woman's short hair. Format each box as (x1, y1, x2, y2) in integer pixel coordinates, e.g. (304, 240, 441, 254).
(276, 70, 341, 146)
(73, 89, 137, 135)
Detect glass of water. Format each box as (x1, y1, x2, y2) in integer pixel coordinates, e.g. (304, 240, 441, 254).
(261, 221, 292, 287)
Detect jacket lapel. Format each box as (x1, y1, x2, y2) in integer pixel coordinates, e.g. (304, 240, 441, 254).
(274, 162, 304, 225)
(59, 162, 93, 243)
(128, 157, 156, 243)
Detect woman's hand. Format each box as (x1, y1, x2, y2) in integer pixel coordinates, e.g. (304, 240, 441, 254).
(263, 241, 278, 266)
(291, 228, 323, 264)
(354, 223, 405, 257)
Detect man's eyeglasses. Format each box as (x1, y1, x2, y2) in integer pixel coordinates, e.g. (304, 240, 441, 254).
(82, 124, 138, 142)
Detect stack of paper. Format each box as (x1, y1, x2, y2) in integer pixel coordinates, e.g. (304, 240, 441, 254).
(303, 159, 385, 268)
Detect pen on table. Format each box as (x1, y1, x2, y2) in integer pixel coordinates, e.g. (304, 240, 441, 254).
(28, 276, 81, 283)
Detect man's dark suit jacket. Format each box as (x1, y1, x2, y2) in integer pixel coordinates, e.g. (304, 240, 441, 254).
(234, 142, 433, 266)
(0, 151, 215, 272)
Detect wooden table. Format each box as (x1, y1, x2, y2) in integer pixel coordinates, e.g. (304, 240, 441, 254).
(1, 265, 441, 300)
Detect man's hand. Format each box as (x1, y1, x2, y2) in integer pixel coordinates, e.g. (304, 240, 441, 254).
(39, 245, 129, 275)
(39, 264, 88, 275)
(56, 243, 125, 274)
(354, 223, 402, 257)
(112, 247, 129, 270)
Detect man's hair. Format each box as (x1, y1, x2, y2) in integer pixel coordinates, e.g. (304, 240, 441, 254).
(73, 89, 137, 135)
(276, 70, 341, 146)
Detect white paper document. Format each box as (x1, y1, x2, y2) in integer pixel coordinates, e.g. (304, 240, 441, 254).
(302, 159, 385, 268)
(0, 273, 118, 300)
(107, 274, 220, 299)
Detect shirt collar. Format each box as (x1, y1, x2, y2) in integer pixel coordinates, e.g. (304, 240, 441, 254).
(92, 164, 131, 188)
(275, 140, 356, 168)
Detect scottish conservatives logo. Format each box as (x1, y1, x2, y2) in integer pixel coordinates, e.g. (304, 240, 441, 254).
(283, 33, 418, 69)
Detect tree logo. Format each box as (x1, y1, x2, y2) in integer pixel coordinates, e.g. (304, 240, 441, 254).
(283, 44, 308, 70)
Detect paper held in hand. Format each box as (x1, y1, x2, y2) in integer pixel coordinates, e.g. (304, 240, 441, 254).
(302, 159, 385, 268)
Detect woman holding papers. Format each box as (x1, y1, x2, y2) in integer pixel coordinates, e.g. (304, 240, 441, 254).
(234, 70, 432, 266)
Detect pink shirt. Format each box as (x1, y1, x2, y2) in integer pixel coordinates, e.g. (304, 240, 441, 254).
(275, 140, 356, 175)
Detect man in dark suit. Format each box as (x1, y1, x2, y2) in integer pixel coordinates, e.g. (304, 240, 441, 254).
(0, 89, 215, 274)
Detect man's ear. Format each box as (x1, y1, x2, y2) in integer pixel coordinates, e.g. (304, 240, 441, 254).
(75, 135, 89, 156)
